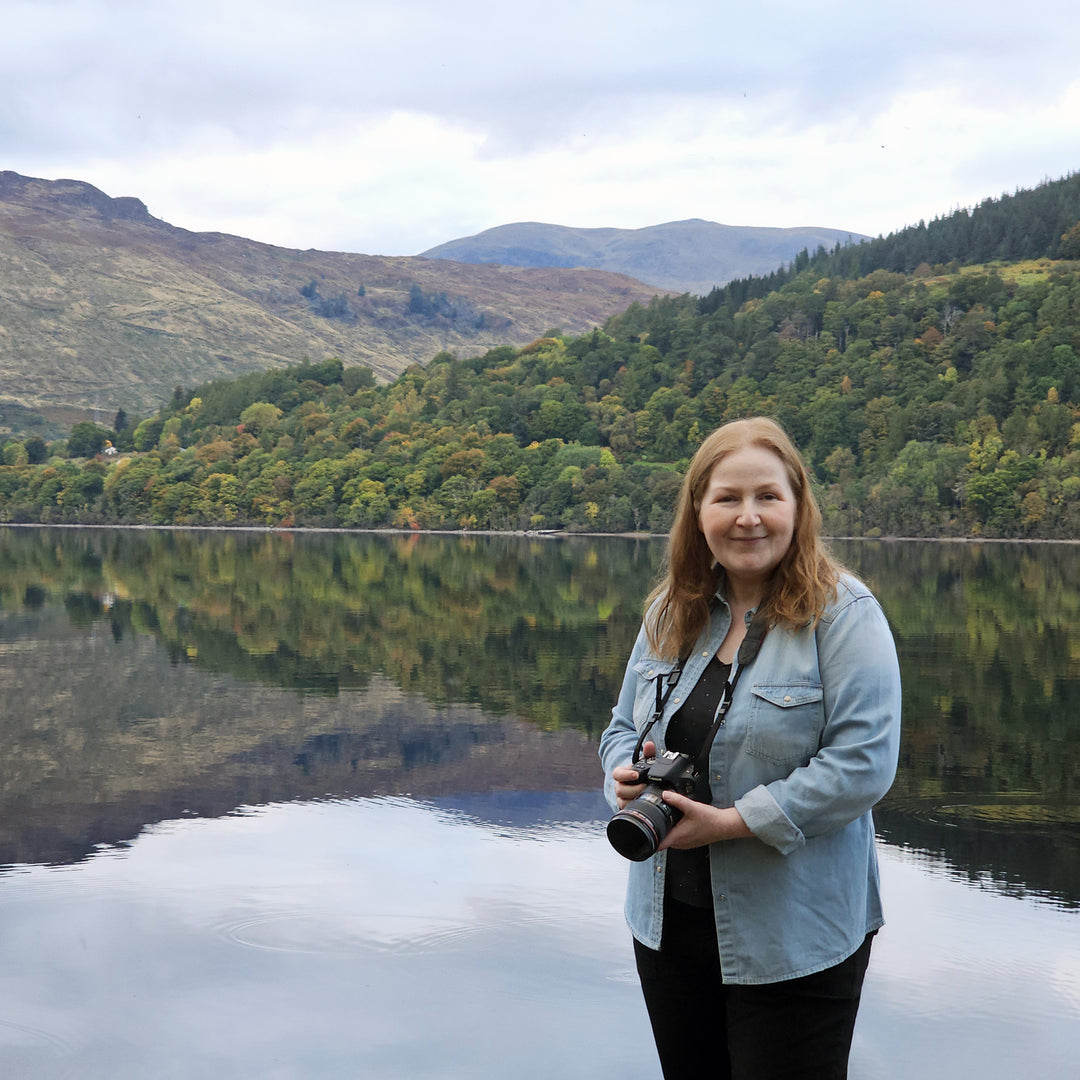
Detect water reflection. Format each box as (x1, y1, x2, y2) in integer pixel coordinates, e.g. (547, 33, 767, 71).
(0, 798, 653, 1080)
(859, 846, 1080, 1080)
(0, 796, 1074, 1080)
(1, 528, 1078, 1079)
(0, 527, 1078, 908)
(830, 539, 1080, 909)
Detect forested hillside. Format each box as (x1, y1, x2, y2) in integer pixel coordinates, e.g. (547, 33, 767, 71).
(711, 171, 1080, 310)
(2, 231, 1079, 539)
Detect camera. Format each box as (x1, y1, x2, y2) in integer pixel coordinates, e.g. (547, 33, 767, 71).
(606, 749, 698, 861)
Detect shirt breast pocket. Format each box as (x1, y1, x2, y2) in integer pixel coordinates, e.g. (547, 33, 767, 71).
(631, 657, 679, 729)
(745, 683, 825, 766)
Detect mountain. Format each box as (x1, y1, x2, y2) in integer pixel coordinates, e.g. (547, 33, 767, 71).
(5, 167, 1079, 539)
(0, 171, 667, 431)
(420, 219, 869, 295)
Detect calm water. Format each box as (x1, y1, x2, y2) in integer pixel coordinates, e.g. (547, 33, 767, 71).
(0, 527, 1077, 1079)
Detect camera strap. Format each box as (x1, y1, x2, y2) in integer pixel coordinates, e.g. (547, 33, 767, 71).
(631, 606, 770, 767)
(631, 658, 686, 763)
(691, 607, 770, 774)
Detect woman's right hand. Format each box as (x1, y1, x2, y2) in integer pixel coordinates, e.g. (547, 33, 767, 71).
(611, 741, 656, 809)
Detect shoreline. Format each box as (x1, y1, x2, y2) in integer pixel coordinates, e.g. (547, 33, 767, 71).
(1, 521, 1078, 544)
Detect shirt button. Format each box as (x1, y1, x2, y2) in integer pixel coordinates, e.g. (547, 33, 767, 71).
(784, 695, 792, 702)
(673, 697, 681, 704)
(701, 651, 709, 657)
(717, 894, 727, 901)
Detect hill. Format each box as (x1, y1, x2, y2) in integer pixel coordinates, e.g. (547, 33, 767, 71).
(0, 171, 667, 433)
(4, 164, 1080, 540)
(2, 248, 1079, 539)
(705, 170, 1080, 312)
(420, 219, 868, 296)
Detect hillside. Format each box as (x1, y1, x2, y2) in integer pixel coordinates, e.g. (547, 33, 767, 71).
(0, 171, 667, 432)
(421, 219, 869, 296)
(2, 246, 1079, 538)
(706, 170, 1080, 311)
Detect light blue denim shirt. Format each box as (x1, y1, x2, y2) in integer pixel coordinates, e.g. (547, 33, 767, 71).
(599, 573, 901, 985)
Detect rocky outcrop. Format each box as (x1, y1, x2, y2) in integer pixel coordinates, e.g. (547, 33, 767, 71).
(0, 170, 157, 224)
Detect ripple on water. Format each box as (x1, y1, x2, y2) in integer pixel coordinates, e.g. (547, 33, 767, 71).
(878, 792, 1080, 836)
(930, 800, 1080, 828)
(877, 790, 1080, 910)
(216, 910, 484, 956)
(0, 1018, 76, 1078)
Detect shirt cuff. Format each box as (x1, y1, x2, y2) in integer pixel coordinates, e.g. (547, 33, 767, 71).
(734, 785, 805, 855)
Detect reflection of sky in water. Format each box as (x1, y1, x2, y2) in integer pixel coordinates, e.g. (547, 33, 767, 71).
(0, 798, 647, 1079)
(0, 798, 1076, 1079)
(859, 848, 1080, 1078)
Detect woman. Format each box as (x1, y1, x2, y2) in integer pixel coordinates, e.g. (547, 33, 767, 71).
(599, 417, 901, 1080)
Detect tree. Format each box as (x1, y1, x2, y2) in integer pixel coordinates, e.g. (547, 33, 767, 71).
(103, 457, 162, 519)
(196, 473, 241, 522)
(67, 422, 108, 458)
(133, 418, 165, 452)
(24, 436, 48, 464)
(239, 401, 283, 436)
(1059, 221, 1080, 259)
(343, 366, 377, 393)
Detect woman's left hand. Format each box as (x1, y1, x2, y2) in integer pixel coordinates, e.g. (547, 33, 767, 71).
(657, 791, 754, 850)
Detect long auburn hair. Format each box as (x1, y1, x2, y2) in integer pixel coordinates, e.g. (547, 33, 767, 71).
(645, 417, 843, 659)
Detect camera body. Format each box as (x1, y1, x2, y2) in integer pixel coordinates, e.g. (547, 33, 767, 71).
(631, 748, 698, 795)
(606, 749, 699, 862)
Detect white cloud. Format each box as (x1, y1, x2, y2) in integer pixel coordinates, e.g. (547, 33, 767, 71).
(4, 0, 1079, 253)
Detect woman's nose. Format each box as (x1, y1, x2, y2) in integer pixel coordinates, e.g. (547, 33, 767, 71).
(735, 502, 760, 526)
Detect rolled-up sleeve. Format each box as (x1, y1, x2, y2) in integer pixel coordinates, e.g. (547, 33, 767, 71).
(733, 591, 901, 855)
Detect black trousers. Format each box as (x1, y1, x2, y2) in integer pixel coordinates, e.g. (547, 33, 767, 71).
(633, 898, 873, 1080)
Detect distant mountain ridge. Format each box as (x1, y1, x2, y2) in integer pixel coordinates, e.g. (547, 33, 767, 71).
(0, 171, 666, 431)
(421, 219, 869, 295)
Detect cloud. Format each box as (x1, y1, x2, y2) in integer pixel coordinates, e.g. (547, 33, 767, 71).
(3, 0, 1080, 254)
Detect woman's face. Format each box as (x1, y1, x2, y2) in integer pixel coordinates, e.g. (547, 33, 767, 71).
(697, 443, 797, 601)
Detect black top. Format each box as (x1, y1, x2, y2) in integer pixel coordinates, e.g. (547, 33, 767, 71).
(663, 655, 732, 907)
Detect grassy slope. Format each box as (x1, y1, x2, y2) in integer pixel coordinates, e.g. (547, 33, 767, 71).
(0, 176, 667, 427)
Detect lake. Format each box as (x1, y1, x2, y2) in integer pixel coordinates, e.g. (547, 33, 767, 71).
(0, 527, 1077, 1079)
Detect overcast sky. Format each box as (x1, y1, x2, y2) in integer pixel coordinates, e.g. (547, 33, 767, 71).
(4, 0, 1079, 256)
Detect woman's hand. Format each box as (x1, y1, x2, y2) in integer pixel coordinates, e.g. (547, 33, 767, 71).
(612, 747, 754, 846)
(611, 741, 655, 809)
(656, 791, 754, 849)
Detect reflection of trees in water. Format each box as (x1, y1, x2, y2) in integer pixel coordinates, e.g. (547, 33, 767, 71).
(835, 539, 1080, 906)
(2, 529, 1078, 901)
(0, 618, 604, 869)
(874, 805, 1080, 910)
(0, 528, 652, 869)
(0, 527, 663, 735)
(835, 540, 1080, 799)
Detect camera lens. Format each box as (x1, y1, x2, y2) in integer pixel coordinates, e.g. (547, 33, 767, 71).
(606, 787, 681, 861)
